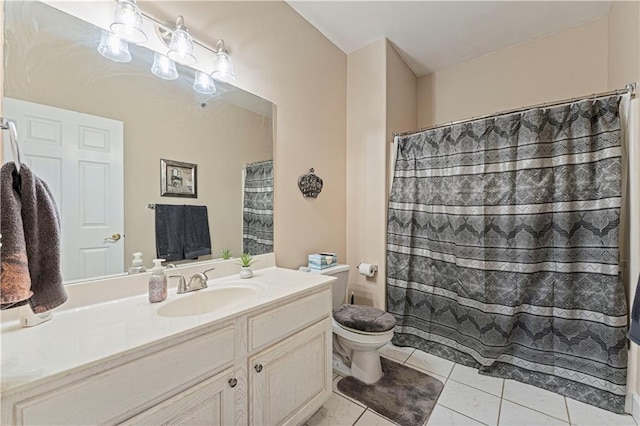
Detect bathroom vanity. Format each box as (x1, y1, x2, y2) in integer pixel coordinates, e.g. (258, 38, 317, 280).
(0, 258, 334, 425)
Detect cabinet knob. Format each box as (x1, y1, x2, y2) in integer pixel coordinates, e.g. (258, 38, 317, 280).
(254, 364, 263, 373)
(228, 378, 238, 388)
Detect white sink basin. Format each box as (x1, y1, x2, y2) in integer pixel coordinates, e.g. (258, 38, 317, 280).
(156, 281, 265, 317)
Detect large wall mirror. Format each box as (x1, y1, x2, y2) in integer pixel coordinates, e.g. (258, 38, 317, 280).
(3, 1, 274, 283)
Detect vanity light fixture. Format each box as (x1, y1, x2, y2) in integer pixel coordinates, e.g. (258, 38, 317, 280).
(151, 52, 179, 80)
(110, 0, 148, 44)
(97, 30, 132, 63)
(211, 40, 236, 82)
(193, 70, 217, 95)
(167, 16, 197, 66)
(98, 4, 238, 92)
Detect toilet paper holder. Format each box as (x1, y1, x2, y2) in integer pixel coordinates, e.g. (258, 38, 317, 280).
(357, 263, 378, 277)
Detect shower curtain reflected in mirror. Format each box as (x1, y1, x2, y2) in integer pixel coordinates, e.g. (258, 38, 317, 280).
(387, 95, 628, 413)
(243, 160, 273, 255)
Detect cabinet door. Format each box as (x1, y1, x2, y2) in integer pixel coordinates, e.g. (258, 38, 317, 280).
(122, 368, 238, 426)
(250, 318, 332, 426)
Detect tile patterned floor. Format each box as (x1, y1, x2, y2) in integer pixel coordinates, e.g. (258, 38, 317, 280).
(305, 343, 638, 426)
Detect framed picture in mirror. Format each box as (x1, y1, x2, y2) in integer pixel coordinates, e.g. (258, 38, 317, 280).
(160, 159, 198, 198)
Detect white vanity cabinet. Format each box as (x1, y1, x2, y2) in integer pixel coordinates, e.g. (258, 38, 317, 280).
(3, 324, 237, 426)
(1, 281, 333, 426)
(249, 319, 332, 426)
(122, 368, 237, 426)
(247, 289, 333, 425)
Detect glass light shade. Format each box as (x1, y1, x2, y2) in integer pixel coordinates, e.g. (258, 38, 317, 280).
(110, 0, 147, 44)
(151, 53, 178, 80)
(211, 50, 235, 82)
(193, 70, 217, 95)
(97, 30, 131, 63)
(168, 28, 196, 66)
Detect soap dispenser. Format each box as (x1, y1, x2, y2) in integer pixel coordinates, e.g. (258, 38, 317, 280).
(128, 252, 146, 274)
(148, 259, 167, 303)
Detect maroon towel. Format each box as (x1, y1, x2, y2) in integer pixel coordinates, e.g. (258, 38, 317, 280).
(1, 162, 67, 312)
(1, 162, 33, 306)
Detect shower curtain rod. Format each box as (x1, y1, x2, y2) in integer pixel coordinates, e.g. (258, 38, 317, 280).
(245, 159, 272, 166)
(393, 82, 637, 139)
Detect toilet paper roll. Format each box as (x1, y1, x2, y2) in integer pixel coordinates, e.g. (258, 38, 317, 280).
(358, 263, 377, 277)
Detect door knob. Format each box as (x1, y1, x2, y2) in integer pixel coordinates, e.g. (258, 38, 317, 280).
(254, 364, 263, 373)
(103, 233, 122, 243)
(228, 378, 238, 388)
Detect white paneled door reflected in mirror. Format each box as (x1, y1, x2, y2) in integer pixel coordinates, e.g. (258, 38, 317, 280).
(2, 0, 274, 283)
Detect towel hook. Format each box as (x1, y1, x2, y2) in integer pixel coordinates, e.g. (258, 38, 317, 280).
(1, 117, 22, 172)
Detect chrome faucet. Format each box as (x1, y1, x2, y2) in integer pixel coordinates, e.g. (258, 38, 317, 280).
(170, 268, 216, 294)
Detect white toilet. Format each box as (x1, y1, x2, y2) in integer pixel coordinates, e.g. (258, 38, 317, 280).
(309, 264, 395, 384)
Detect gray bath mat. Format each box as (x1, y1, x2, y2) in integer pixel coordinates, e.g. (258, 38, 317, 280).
(337, 357, 444, 426)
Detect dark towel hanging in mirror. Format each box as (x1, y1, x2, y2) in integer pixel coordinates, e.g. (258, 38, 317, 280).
(154, 204, 211, 261)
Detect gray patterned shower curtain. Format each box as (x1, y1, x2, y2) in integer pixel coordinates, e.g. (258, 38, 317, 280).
(243, 160, 273, 255)
(387, 96, 628, 412)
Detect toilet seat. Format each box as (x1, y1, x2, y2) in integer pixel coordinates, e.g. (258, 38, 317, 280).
(333, 304, 396, 333)
(332, 319, 394, 343)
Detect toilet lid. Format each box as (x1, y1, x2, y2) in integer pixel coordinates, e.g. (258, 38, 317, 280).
(333, 304, 396, 333)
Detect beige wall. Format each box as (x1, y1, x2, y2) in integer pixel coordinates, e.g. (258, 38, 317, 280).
(417, 17, 609, 127)
(140, 1, 347, 270)
(386, 41, 417, 189)
(346, 40, 416, 308)
(608, 1, 640, 90)
(346, 40, 387, 307)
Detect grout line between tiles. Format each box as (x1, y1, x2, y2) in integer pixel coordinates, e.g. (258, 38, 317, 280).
(368, 408, 401, 426)
(564, 397, 572, 426)
(497, 380, 505, 426)
(446, 376, 503, 398)
(351, 407, 367, 426)
(437, 404, 492, 426)
(445, 362, 455, 380)
(332, 389, 367, 410)
(501, 399, 570, 424)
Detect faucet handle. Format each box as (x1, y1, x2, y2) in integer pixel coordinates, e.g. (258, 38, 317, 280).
(203, 268, 216, 279)
(169, 275, 188, 294)
(188, 273, 208, 291)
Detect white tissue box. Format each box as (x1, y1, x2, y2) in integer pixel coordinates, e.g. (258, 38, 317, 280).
(308, 252, 337, 269)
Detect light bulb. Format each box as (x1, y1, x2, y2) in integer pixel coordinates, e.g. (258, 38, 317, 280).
(110, 0, 147, 44)
(97, 30, 131, 63)
(151, 53, 178, 80)
(211, 41, 235, 82)
(193, 70, 217, 95)
(167, 16, 196, 66)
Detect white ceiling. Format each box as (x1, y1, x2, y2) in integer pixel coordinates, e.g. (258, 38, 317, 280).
(286, 1, 613, 77)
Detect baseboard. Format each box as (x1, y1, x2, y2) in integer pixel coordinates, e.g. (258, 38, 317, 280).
(633, 393, 640, 424)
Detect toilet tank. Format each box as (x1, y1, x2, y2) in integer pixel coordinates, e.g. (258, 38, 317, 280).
(309, 264, 350, 308)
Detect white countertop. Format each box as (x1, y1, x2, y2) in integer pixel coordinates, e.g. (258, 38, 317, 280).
(1, 266, 334, 393)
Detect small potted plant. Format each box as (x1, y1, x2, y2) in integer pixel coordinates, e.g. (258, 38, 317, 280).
(221, 248, 233, 260)
(237, 252, 257, 279)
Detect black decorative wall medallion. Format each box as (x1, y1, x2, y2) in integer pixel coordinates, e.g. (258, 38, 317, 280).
(298, 168, 323, 198)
